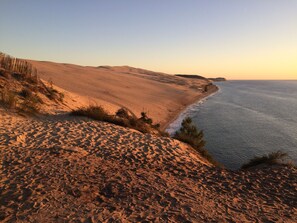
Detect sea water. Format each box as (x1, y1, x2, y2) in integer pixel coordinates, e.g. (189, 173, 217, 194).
(167, 80, 297, 169)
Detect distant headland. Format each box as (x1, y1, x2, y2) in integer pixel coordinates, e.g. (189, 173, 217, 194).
(175, 74, 226, 82)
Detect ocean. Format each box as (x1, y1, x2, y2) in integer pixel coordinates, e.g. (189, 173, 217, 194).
(167, 80, 297, 169)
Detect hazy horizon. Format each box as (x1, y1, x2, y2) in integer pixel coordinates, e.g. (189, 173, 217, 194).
(1, 0, 296, 80)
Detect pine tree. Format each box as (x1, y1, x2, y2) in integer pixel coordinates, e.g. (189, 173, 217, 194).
(174, 117, 205, 151)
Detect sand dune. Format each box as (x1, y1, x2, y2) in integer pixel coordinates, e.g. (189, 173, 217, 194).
(0, 110, 296, 222)
(28, 60, 214, 128)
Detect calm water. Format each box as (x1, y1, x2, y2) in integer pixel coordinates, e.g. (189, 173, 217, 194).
(167, 81, 297, 169)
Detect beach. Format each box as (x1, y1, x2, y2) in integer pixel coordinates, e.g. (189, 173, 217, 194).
(162, 83, 218, 131)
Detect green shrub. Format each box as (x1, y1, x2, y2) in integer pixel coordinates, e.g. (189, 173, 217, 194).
(241, 151, 289, 169)
(174, 117, 219, 166)
(174, 117, 205, 150)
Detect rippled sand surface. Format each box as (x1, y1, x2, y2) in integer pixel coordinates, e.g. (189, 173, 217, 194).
(1, 111, 296, 222)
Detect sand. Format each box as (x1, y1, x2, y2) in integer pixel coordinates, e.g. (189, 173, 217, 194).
(0, 110, 296, 222)
(28, 61, 212, 128)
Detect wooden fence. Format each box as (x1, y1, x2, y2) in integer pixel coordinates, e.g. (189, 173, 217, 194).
(0, 52, 38, 81)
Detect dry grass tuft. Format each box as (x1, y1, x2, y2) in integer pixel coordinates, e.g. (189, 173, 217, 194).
(0, 85, 18, 109)
(19, 94, 41, 114)
(71, 106, 168, 136)
(241, 151, 290, 169)
(0, 84, 41, 114)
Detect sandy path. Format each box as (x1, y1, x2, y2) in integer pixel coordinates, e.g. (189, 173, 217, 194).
(0, 112, 296, 222)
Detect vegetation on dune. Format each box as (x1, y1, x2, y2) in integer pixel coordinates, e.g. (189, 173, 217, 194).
(174, 117, 220, 166)
(139, 111, 153, 124)
(115, 107, 131, 119)
(0, 85, 18, 109)
(0, 52, 65, 114)
(0, 83, 41, 114)
(19, 93, 42, 114)
(19, 88, 34, 98)
(71, 105, 109, 122)
(46, 79, 64, 102)
(0, 52, 38, 84)
(71, 105, 168, 136)
(174, 117, 205, 150)
(241, 151, 292, 169)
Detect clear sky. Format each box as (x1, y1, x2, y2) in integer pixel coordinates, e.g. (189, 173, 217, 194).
(0, 0, 296, 79)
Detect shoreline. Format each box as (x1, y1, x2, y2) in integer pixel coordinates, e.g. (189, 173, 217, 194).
(161, 84, 219, 132)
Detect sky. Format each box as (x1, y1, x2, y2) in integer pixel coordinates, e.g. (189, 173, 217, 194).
(0, 0, 296, 80)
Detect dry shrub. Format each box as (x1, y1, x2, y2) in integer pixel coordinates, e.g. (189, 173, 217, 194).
(0, 85, 41, 114)
(46, 80, 64, 102)
(71, 105, 109, 121)
(19, 94, 41, 114)
(19, 88, 33, 98)
(0, 69, 10, 79)
(0, 85, 17, 109)
(241, 151, 290, 169)
(116, 108, 130, 119)
(71, 106, 168, 135)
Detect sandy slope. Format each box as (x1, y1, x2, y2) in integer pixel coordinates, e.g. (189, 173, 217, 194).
(0, 111, 296, 222)
(28, 61, 212, 127)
